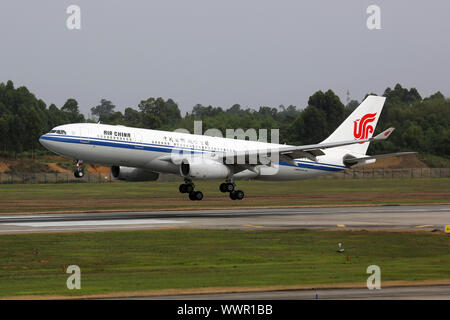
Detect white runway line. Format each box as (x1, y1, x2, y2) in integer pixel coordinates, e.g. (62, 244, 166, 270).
(0, 215, 57, 219)
(3, 219, 187, 227)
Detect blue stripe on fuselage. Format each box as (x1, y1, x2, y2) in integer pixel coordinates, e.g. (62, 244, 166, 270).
(280, 161, 342, 172)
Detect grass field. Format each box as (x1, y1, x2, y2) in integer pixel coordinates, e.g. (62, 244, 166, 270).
(0, 229, 449, 298)
(0, 178, 449, 213)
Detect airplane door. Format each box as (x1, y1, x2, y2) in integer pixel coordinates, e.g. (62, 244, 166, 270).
(80, 126, 90, 144)
(134, 133, 144, 150)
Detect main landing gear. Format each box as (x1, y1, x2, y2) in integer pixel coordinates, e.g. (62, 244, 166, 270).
(73, 160, 84, 178)
(219, 181, 245, 200)
(179, 179, 203, 201)
(179, 179, 244, 201)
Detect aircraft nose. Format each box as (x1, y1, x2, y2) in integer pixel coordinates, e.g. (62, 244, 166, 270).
(39, 134, 49, 148)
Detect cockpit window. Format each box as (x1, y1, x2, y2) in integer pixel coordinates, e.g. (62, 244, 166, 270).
(50, 130, 67, 135)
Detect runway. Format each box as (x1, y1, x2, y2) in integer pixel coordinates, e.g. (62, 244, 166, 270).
(0, 204, 448, 234)
(138, 285, 450, 300)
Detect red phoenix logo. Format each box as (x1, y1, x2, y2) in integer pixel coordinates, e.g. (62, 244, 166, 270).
(353, 113, 377, 142)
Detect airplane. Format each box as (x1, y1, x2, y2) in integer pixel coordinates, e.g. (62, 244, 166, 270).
(39, 95, 413, 201)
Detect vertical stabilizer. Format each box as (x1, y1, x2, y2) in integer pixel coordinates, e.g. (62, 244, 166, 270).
(321, 95, 386, 155)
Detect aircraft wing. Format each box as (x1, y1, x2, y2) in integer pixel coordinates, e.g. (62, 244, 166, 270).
(160, 127, 395, 169)
(218, 127, 396, 165)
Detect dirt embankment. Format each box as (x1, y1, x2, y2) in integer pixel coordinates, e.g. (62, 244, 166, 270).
(46, 163, 71, 173)
(0, 158, 53, 173)
(87, 164, 110, 175)
(0, 156, 110, 174)
(0, 161, 9, 173)
(363, 154, 427, 169)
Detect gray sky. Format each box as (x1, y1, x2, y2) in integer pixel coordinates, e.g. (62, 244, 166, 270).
(1, 0, 449, 115)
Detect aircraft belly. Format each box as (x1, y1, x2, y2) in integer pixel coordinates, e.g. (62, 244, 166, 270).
(144, 157, 179, 174)
(256, 165, 308, 181)
(252, 164, 336, 181)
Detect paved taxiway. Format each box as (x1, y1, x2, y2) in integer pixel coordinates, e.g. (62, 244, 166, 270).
(137, 285, 450, 300)
(0, 204, 448, 234)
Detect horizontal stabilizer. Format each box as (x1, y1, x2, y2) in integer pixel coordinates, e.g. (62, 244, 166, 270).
(343, 152, 417, 167)
(373, 127, 395, 141)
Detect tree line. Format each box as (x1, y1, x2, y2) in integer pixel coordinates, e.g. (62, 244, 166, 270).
(0, 80, 448, 161)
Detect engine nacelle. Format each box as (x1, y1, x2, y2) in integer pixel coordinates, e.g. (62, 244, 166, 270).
(111, 166, 159, 181)
(180, 158, 231, 180)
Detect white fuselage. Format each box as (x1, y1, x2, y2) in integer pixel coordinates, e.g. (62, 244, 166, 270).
(39, 123, 348, 180)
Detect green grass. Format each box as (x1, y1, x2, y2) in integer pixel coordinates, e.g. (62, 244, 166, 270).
(0, 178, 448, 213)
(0, 229, 448, 297)
(0, 178, 448, 200)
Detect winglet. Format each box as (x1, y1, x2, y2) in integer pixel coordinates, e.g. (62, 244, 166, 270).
(373, 127, 395, 140)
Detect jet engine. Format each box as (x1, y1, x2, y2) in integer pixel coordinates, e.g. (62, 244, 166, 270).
(111, 166, 159, 181)
(180, 158, 231, 180)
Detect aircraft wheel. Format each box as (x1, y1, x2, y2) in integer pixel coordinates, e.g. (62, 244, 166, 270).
(189, 191, 203, 201)
(234, 190, 244, 200)
(180, 183, 194, 194)
(74, 171, 84, 178)
(230, 190, 244, 200)
(226, 183, 234, 192)
(194, 191, 203, 201)
(185, 183, 194, 194)
(219, 183, 228, 193)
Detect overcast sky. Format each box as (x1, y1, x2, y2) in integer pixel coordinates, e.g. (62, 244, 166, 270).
(1, 0, 449, 115)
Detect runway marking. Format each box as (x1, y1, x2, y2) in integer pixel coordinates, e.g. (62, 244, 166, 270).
(3, 219, 187, 228)
(0, 215, 57, 219)
(244, 224, 264, 228)
(415, 225, 433, 228)
(0, 225, 184, 233)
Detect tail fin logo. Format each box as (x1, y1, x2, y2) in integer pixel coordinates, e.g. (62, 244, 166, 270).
(353, 113, 377, 142)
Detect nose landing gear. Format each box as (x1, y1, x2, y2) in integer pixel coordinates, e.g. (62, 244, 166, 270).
(74, 160, 84, 178)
